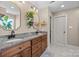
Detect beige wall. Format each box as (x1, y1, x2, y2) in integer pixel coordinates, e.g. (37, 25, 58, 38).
(38, 7, 48, 32)
(0, 2, 37, 36)
(38, 6, 50, 48)
(14, 2, 37, 34)
(54, 8, 79, 46)
(0, 2, 48, 36)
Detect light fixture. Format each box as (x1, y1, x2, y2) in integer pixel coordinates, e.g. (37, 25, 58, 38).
(6, 11, 9, 13)
(11, 6, 14, 9)
(61, 5, 64, 8)
(6, 11, 8, 13)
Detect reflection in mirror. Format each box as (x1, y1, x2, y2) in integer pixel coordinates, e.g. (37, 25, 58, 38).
(0, 1, 20, 30)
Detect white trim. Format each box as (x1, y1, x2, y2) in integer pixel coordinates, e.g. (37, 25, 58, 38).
(53, 15, 68, 46)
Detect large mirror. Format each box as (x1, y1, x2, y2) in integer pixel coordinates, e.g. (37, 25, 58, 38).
(0, 1, 20, 30)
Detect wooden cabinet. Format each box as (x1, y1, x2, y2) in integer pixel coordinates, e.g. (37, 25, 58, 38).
(12, 53, 21, 57)
(42, 34, 47, 53)
(31, 34, 47, 57)
(1, 41, 31, 57)
(0, 34, 47, 57)
(20, 47, 31, 57)
(32, 36, 42, 57)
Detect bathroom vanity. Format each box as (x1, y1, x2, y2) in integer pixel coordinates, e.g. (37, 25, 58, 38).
(0, 1, 48, 57)
(0, 33, 47, 57)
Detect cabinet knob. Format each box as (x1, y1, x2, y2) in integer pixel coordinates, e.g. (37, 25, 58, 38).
(19, 47, 22, 49)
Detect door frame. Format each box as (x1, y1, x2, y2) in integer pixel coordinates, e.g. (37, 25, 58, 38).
(53, 15, 68, 45)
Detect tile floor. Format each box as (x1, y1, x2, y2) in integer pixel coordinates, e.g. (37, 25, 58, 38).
(41, 45, 79, 57)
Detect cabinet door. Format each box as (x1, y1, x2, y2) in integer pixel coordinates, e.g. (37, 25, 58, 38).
(32, 41, 42, 57)
(32, 36, 42, 57)
(42, 34, 47, 52)
(20, 47, 31, 57)
(32, 48, 42, 57)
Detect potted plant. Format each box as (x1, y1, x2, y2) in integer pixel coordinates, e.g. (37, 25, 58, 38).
(25, 11, 35, 28)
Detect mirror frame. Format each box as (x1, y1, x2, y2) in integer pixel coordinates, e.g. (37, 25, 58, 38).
(11, 1, 21, 31)
(0, 1, 21, 31)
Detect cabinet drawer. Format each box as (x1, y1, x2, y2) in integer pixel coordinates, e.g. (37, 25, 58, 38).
(1, 41, 31, 57)
(42, 34, 47, 40)
(32, 37, 42, 45)
(22, 41, 31, 48)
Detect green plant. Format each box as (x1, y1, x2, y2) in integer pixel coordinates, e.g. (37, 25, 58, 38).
(0, 15, 13, 30)
(25, 11, 35, 28)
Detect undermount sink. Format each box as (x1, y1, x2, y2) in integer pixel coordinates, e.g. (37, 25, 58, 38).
(6, 39, 22, 43)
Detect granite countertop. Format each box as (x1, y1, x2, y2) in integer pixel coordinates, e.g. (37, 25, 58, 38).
(0, 32, 47, 51)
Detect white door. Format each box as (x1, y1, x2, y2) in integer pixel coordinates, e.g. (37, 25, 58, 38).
(54, 16, 67, 46)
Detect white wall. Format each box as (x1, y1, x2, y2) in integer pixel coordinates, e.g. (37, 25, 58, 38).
(53, 8, 79, 46)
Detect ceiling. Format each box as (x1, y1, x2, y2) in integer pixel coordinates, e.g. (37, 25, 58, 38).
(30, 1, 50, 9)
(0, 1, 50, 15)
(49, 1, 79, 13)
(0, 1, 78, 15)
